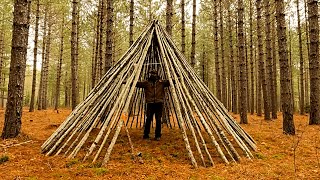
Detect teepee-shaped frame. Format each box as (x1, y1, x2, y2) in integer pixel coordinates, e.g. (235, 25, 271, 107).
(41, 21, 256, 168)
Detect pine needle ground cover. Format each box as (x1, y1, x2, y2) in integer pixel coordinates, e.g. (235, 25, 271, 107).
(0, 108, 319, 179)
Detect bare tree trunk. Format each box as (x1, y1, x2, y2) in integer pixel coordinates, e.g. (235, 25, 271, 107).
(190, 0, 196, 68)
(214, 0, 221, 101)
(71, 0, 79, 110)
(129, 0, 134, 46)
(99, 0, 105, 79)
(64, 71, 69, 107)
(308, 0, 320, 125)
(304, 0, 310, 108)
(296, 0, 305, 115)
(202, 44, 206, 83)
(38, 7, 48, 110)
(238, 0, 248, 124)
(256, 45, 262, 116)
(271, 10, 278, 113)
(1, 0, 31, 139)
(228, 4, 236, 113)
(275, 0, 295, 135)
(257, 0, 270, 120)
(264, 0, 275, 119)
(0, 19, 5, 108)
(166, 0, 173, 36)
(105, 0, 113, 72)
(43, 11, 52, 110)
(220, 0, 227, 106)
(55, 16, 64, 111)
(92, 0, 102, 87)
(181, 0, 185, 55)
(29, 0, 40, 112)
(249, 0, 254, 115)
(288, 17, 295, 112)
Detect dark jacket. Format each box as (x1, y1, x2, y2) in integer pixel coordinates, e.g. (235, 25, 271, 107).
(136, 80, 170, 103)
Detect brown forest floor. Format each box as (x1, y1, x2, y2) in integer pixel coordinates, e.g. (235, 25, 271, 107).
(0, 108, 319, 180)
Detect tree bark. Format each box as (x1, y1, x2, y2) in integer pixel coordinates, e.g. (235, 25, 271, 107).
(190, 0, 196, 68)
(238, 0, 248, 124)
(264, 0, 275, 119)
(105, 0, 113, 73)
(129, 0, 134, 46)
(214, 0, 221, 101)
(42, 11, 52, 110)
(275, 0, 295, 134)
(257, 0, 270, 120)
(92, 0, 102, 87)
(181, 0, 185, 55)
(38, 7, 48, 110)
(288, 17, 295, 112)
(249, 0, 254, 115)
(166, 0, 173, 36)
(271, 11, 278, 112)
(29, 0, 40, 112)
(55, 16, 64, 111)
(220, 0, 226, 106)
(228, 4, 236, 113)
(71, 0, 79, 110)
(304, 0, 310, 108)
(308, 0, 320, 125)
(296, 0, 305, 115)
(0, 19, 5, 108)
(1, 0, 31, 139)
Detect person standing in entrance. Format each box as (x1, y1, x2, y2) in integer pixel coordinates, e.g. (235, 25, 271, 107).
(136, 70, 170, 141)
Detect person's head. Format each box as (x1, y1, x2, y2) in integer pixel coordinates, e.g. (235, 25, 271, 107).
(148, 70, 160, 82)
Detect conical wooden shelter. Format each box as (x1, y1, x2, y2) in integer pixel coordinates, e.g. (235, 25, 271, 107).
(41, 21, 256, 168)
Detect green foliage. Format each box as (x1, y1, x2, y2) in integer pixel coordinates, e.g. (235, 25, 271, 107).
(0, 154, 9, 164)
(93, 167, 108, 176)
(254, 153, 266, 160)
(65, 158, 79, 168)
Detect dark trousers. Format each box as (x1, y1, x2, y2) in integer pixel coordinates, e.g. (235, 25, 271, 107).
(144, 103, 163, 138)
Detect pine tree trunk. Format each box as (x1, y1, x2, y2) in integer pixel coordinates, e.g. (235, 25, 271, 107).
(288, 18, 295, 112)
(43, 12, 52, 110)
(190, 0, 196, 68)
(1, 0, 31, 139)
(38, 8, 48, 110)
(304, 0, 310, 108)
(98, 0, 105, 80)
(0, 22, 4, 108)
(275, 0, 295, 134)
(249, 0, 254, 115)
(202, 44, 206, 83)
(238, 0, 248, 124)
(71, 0, 79, 110)
(166, 0, 173, 36)
(92, 0, 102, 87)
(228, 5, 236, 113)
(264, 0, 275, 119)
(55, 16, 64, 111)
(29, 0, 40, 112)
(245, 32, 250, 112)
(256, 46, 262, 116)
(257, 0, 270, 120)
(181, 0, 185, 55)
(308, 0, 320, 125)
(105, 0, 113, 72)
(220, 0, 226, 106)
(214, 0, 221, 101)
(129, 0, 134, 46)
(271, 11, 278, 112)
(296, 0, 305, 115)
(64, 71, 69, 107)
